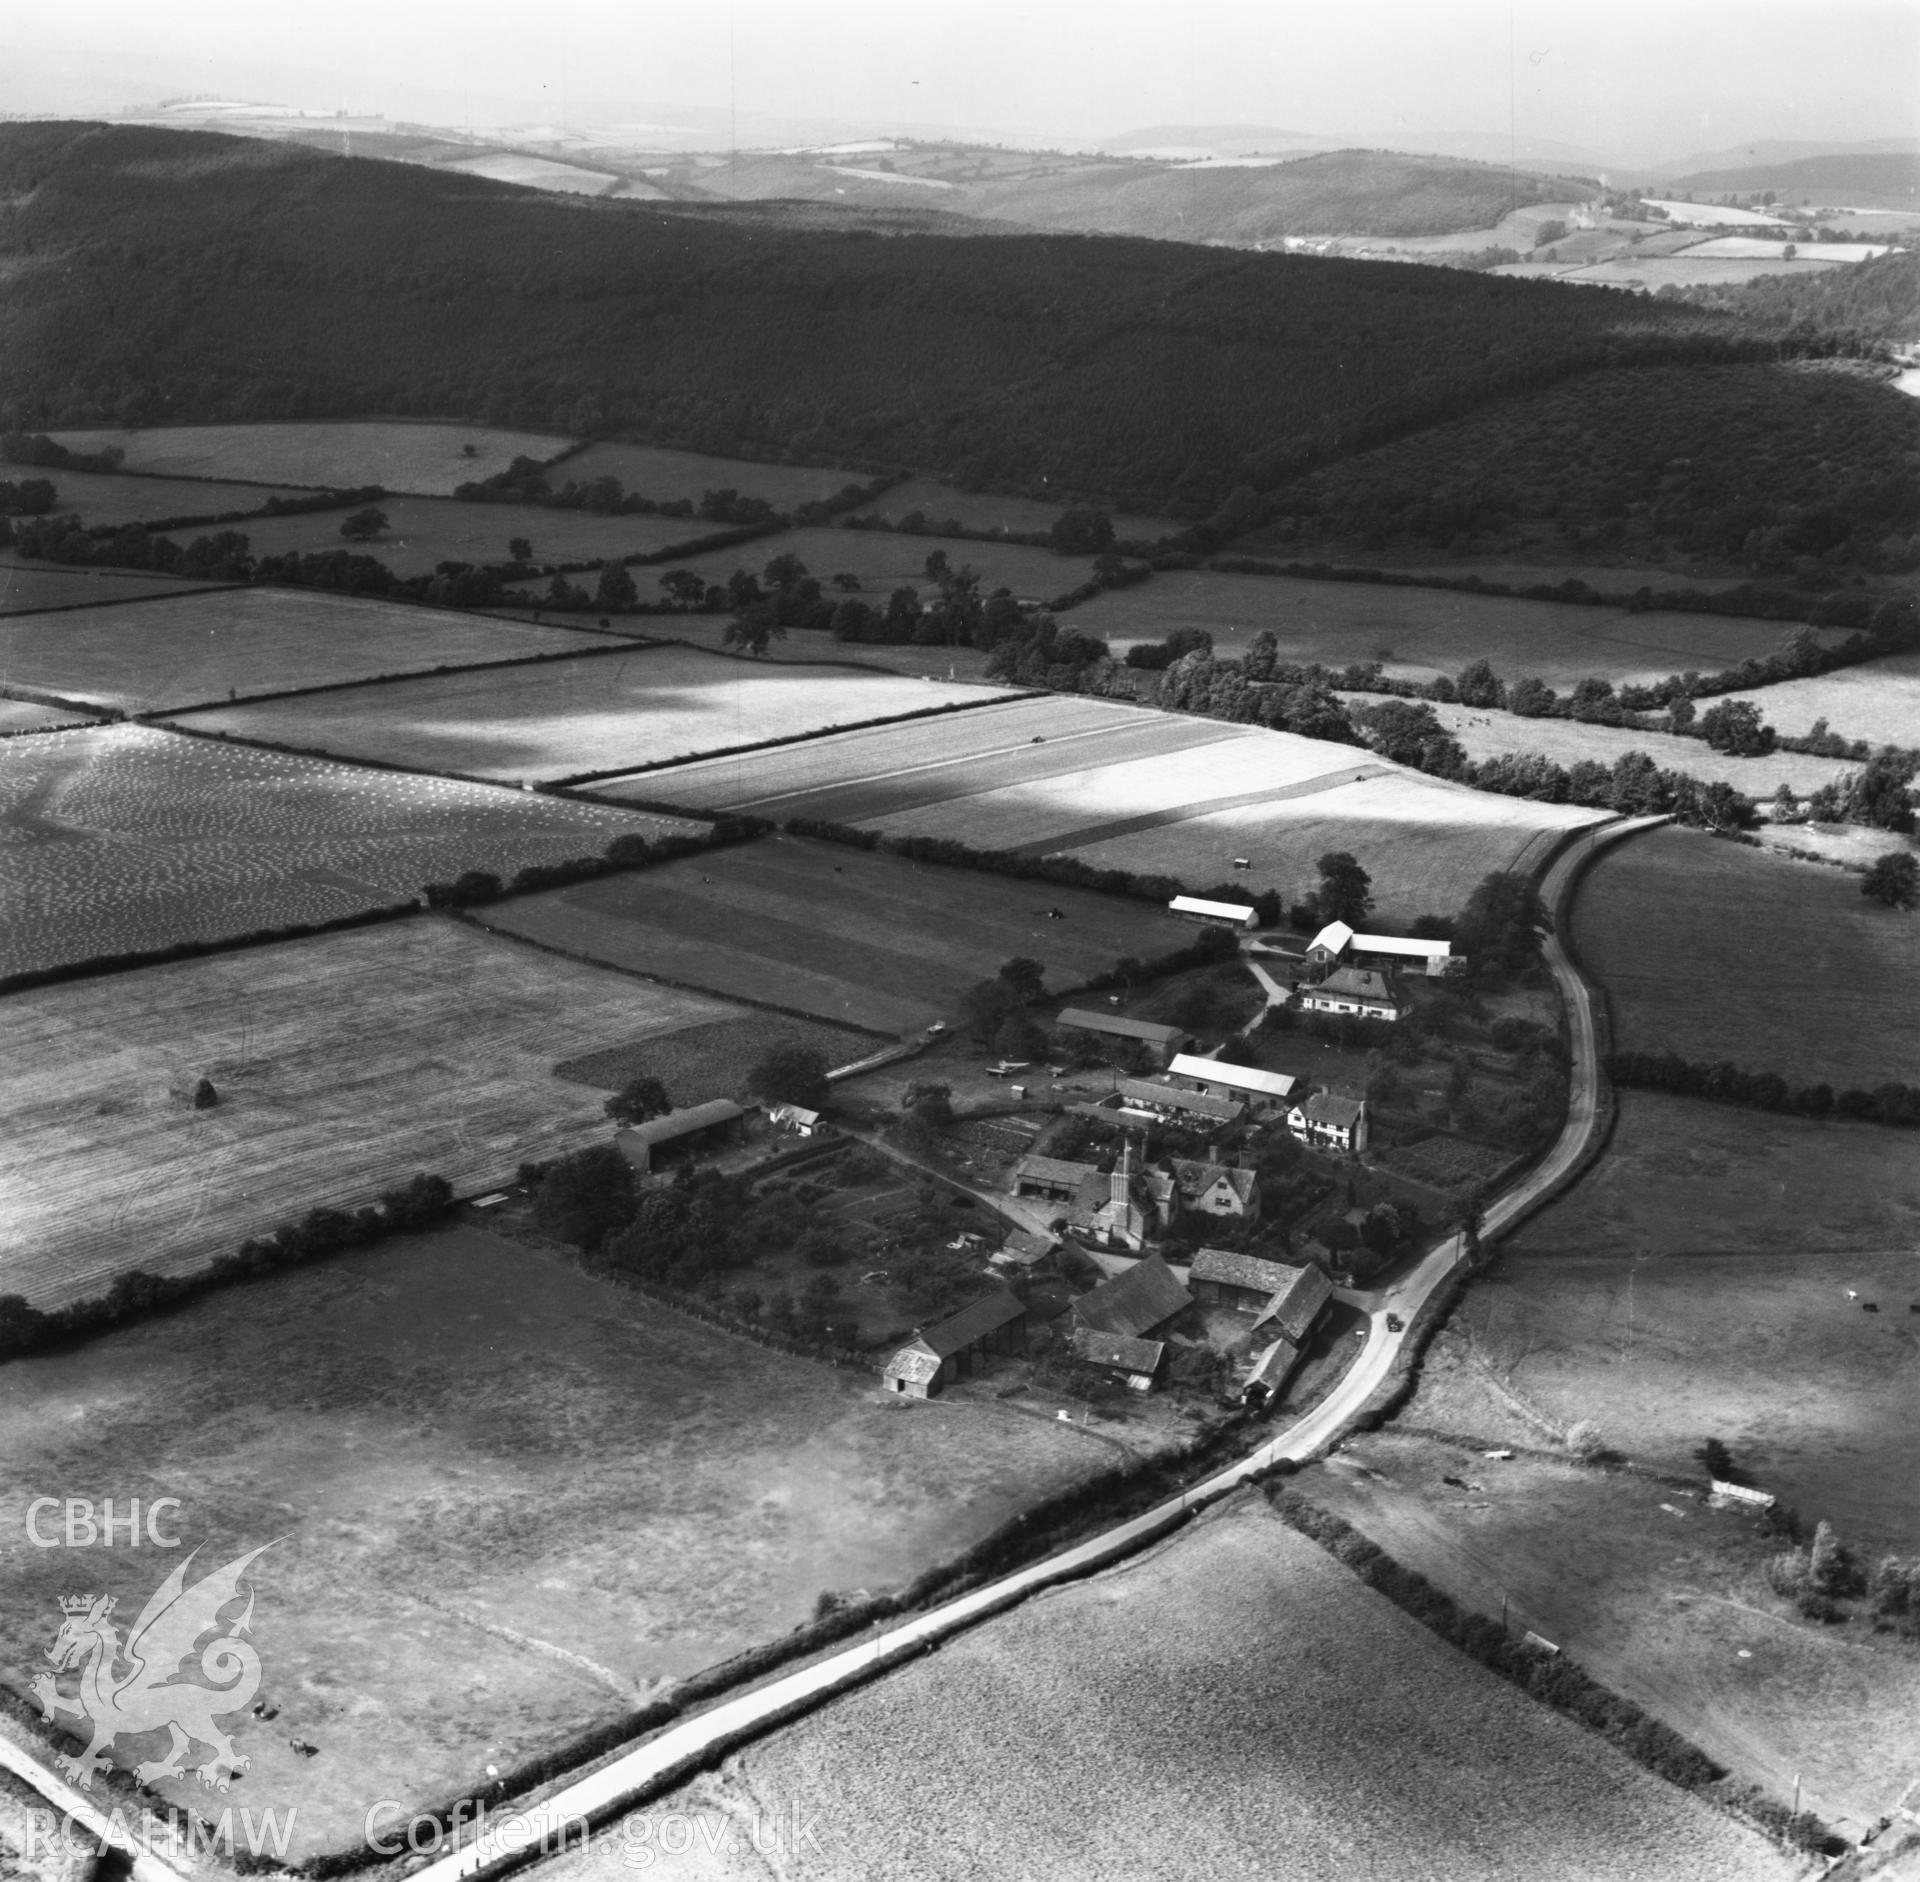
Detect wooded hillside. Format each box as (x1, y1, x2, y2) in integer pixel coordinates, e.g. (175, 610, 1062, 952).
(0, 123, 1763, 515)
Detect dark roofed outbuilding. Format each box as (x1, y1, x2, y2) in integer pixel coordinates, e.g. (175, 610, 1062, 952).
(1071, 1253, 1192, 1341)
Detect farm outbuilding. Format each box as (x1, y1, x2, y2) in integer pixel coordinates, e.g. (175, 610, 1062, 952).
(1307, 920, 1453, 978)
(766, 1102, 823, 1136)
(1167, 1053, 1296, 1112)
(1167, 894, 1258, 932)
(883, 1288, 1030, 1398)
(1054, 1008, 1192, 1067)
(1241, 1335, 1304, 1406)
(1069, 1326, 1166, 1392)
(1249, 1262, 1335, 1344)
(1012, 1153, 1099, 1204)
(615, 1099, 748, 1172)
(1110, 1078, 1244, 1130)
(1071, 1253, 1192, 1341)
(1190, 1247, 1310, 1313)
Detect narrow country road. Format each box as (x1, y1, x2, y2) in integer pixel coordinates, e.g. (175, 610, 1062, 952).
(1, 817, 1664, 1882)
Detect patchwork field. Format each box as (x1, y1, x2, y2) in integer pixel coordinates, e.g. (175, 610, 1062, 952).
(1399, 697, 1859, 794)
(0, 1224, 1106, 1856)
(44, 422, 574, 494)
(169, 646, 1004, 783)
(0, 920, 739, 1307)
(847, 475, 1181, 543)
(15, 467, 313, 527)
(0, 724, 696, 978)
(0, 587, 609, 712)
(0, 560, 229, 614)
(1444, 1091, 1920, 1552)
(1071, 568, 1834, 688)
(482, 832, 1197, 1034)
(1307, 1435, 1920, 1838)
(0, 697, 97, 734)
(557, 1499, 1792, 1881)
(1574, 825, 1920, 1085)
(579, 525, 1103, 605)
(1716, 649, 1920, 749)
(557, 442, 870, 511)
(170, 494, 711, 578)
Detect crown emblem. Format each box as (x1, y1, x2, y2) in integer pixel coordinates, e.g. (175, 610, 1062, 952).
(59, 1594, 110, 1616)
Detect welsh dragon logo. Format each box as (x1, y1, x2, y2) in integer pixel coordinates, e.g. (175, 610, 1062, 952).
(32, 1544, 272, 1791)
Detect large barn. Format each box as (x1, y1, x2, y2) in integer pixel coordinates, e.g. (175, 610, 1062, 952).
(884, 1288, 1030, 1399)
(1054, 1008, 1192, 1067)
(1071, 1252, 1192, 1341)
(614, 1099, 747, 1172)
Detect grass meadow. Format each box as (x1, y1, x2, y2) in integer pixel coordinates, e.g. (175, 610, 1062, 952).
(0, 919, 738, 1308)
(483, 831, 1195, 1034)
(0, 1224, 1106, 1857)
(0, 559, 227, 615)
(1071, 568, 1832, 688)
(555, 442, 871, 511)
(0, 724, 695, 978)
(1716, 649, 1920, 749)
(1574, 825, 1920, 1086)
(551, 1499, 1793, 1881)
(0, 587, 609, 712)
(44, 421, 575, 494)
(0, 697, 97, 734)
(21, 467, 313, 527)
(170, 645, 1002, 783)
(847, 475, 1182, 543)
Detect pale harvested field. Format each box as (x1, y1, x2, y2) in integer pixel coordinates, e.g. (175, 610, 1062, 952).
(0, 559, 228, 614)
(20, 467, 312, 526)
(1716, 650, 1920, 748)
(1456, 1089, 1920, 1554)
(1072, 568, 1835, 687)
(0, 1224, 1104, 1857)
(1560, 256, 1852, 288)
(170, 494, 708, 578)
(553, 1500, 1793, 1882)
(1066, 777, 1601, 920)
(45, 422, 574, 494)
(483, 832, 1195, 1034)
(171, 646, 1001, 782)
(438, 152, 616, 192)
(602, 525, 1103, 604)
(0, 586, 607, 712)
(1575, 824, 1920, 1084)
(0, 698, 96, 734)
(558, 443, 870, 511)
(596, 695, 1198, 815)
(0, 920, 740, 1308)
(1396, 697, 1859, 794)
(0, 724, 694, 977)
(1308, 1437, 1920, 1839)
(847, 475, 1181, 543)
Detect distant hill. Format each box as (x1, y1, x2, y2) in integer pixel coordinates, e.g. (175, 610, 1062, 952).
(1096, 124, 1336, 158)
(1662, 152, 1920, 209)
(0, 122, 1743, 518)
(950, 149, 1595, 242)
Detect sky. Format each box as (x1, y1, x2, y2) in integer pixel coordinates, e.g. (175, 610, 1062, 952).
(3, 0, 1917, 169)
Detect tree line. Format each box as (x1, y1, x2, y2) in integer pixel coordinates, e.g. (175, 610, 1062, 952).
(1608, 1050, 1920, 1128)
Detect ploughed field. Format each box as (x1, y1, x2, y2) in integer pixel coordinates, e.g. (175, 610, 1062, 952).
(1574, 825, 1920, 1086)
(0, 919, 738, 1308)
(1397, 696, 1860, 795)
(0, 724, 695, 979)
(45, 421, 575, 495)
(1070, 566, 1842, 689)
(0, 586, 612, 713)
(170, 495, 716, 579)
(166, 644, 1005, 783)
(0, 1224, 1105, 1859)
(558, 1499, 1792, 1882)
(481, 831, 1197, 1034)
(618, 694, 1606, 921)
(0, 560, 229, 615)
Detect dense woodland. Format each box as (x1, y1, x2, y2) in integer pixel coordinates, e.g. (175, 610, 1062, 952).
(1677, 248, 1920, 347)
(0, 123, 1810, 517)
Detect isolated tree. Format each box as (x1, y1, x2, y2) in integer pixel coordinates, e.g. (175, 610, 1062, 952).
(723, 603, 786, 657)
(763, 552, 809, 591)
(748, 1042, 830, 1110)
(507, 536, 533, 564)
(605, 1076, 672, 1125)
(338, 507, 388, 541)
(594, 560, 638, 612)
(991, 1011, 1047, 1061)
(1694, 1438, 1737, 1481)
(1313, 851, 1374, 926)
(996, 956, 1046, 1003)
(831, 571, 862, 593)
(1849, 751, 1919, 832)
(1698, 698, 1775, 756)
(1862, 851, 1919, 909)
(1506, 675, 1557, 718)
(1455, 658, 1504, 709)
(190, 1077, 219, 1110)
(1566, 1419, 1606, 1460)
(960, 975, 1020, 1044)
(532, 1145, 634, 1251)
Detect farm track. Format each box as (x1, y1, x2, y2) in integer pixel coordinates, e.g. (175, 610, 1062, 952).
(314, 817, 1670, 1882)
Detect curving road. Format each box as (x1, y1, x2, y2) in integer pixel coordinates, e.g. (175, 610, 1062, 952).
(0, 818, 1664, 1882)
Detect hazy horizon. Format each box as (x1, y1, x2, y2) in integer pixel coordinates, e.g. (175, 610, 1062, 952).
(2, 0, 1917, 171)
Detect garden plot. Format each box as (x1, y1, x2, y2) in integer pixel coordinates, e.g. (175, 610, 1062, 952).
(44, 422, 573, 494)
(603, 693, 1229, 817)
(0, 921, 739, 1309)
(557, 1498, 1791, 1882)
(1071, 567, 1836, 688)
(0, 724, 696, 979)
(0, 1224, 1104, 1857)
(1574, 824, 1920, 1086)
(483, 832, 1192, 1035)
(169, 645, 1000, 783)
(0, 586, 608, 712)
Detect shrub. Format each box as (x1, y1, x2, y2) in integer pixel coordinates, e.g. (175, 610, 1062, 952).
(1565, 1419, 1605, 1460)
